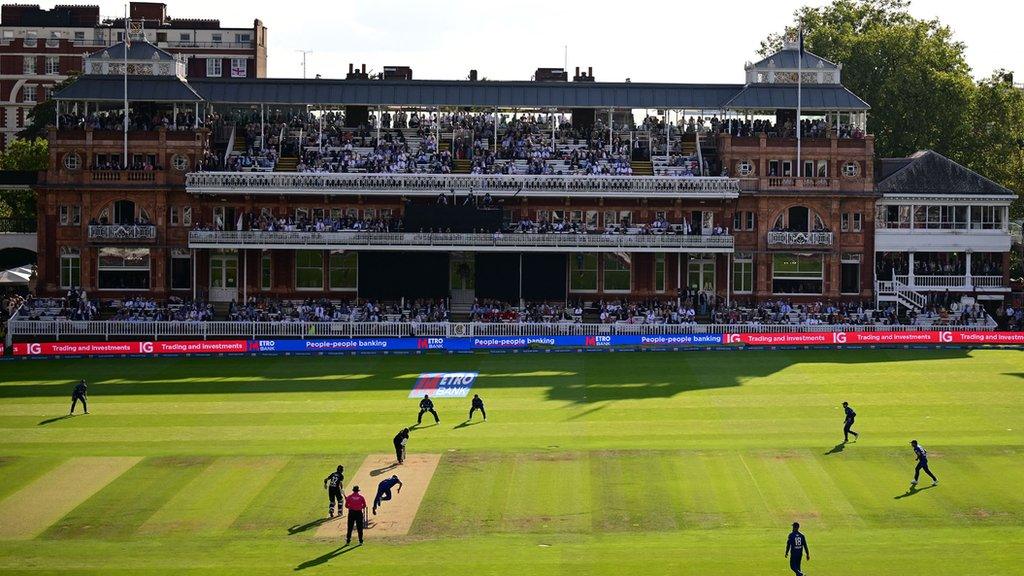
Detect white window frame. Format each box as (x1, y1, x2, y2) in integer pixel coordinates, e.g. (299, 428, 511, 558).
(230, 57, 247, 78)
(59, 247, 81, 289)
(206, 58, 222, 77)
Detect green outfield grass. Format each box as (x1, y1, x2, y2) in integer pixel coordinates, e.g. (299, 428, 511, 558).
(0, 348, 1021, 575)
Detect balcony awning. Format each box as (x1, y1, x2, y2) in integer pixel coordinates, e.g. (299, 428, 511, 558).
(54, 75, 203, 103)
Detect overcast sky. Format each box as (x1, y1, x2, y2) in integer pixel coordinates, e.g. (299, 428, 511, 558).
(103, 0, 1024, 83)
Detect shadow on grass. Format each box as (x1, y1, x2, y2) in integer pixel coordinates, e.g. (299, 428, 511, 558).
(453, 420, 483, 429)
(566, 404, 607, 421)
(824, 441, 847, 455)
(0, 348, 977, 405)
(894, 484, 937, 499)
(295, 545, 360, 570)
(37, 414, 73, 426)
(370, 463, 399, 477)
(287, 517, 329, 535)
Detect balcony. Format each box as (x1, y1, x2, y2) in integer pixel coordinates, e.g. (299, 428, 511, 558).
(185, 172, 742, 199)
(893, 274, 1008, 292)
(767, 230, 834, 248)
(188, 230, 735, 253)
(159, 41, 254, 49)
(88, 225, 157, 242)
(766, 177, 834, 191)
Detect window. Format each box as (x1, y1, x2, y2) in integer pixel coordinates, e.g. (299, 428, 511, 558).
(841, 253, 861, 294)
(816, 160, 828, 178)
(852, 212, 862, 232)
(169, 206, 179, 226)
(45, 56, 60, 75)
(803, 160, 814, 178)
(295, 250, 323, 289)
(74, 31, 85, 41)
(98, 247, 150, 290)
(60, 247, 80, 288)
(170, 249, 191, 290)
(654, 253, 666, 293)
(737, 160, 754, 177)
(261, 252, 272, 290)
(23, 56, 36, 74)
(230, 58, 247, 78)
(182, 206, 192, 227)
(179, 32, 192, 42)
(733, 254, 754, 294)
(206, 58, 222, 77)
(172, 154, 190, 171)
(62, 153, 81, 170)
(569, 253, 598, 292)
(768, 160, 779, 176)
(970, 206, 1004, 230)
(602, 253, 631, 292)
(22, 85, 37, 103)
(211, 33, 222, 43)
(841, 162, 859, 177)
(58, 205, 81, 226)
(235, 33, 251, 44)
(24, 32, 37, 47)
(328, 251, 358, 290)
(733, 211, 755, 231)
(782, 160, 793, 176)
(841, 213, 850, 232)
(882, 205, 911, 229)
(772, 253, 823, 294)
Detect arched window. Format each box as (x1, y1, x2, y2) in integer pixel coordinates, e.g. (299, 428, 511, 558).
(113, 200, 136, 225)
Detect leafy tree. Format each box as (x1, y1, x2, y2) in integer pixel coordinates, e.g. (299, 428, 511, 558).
(0, 137, 47, 221)
(762, 0, 1023, 214)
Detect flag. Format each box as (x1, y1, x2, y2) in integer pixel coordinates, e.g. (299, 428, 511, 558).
(798, 25, 804, 59)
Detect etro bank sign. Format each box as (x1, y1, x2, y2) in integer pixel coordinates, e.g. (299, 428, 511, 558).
(408, 372, 478, 398)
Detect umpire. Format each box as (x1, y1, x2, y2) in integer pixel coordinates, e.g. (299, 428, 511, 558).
(417, 394, 439, 424)
(394, 427, 410, 464)
(323, 464, 345, 518)
(70, 379, 88, 415)
(344, 486, 366, 545)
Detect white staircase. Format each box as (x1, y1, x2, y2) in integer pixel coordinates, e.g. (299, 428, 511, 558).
(876, 279, 926, 311)
(449, 289, 475, 321)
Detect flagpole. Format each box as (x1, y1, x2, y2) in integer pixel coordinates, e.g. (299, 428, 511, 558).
(123, 5, 129, 168)
(796, 24, 802, 181)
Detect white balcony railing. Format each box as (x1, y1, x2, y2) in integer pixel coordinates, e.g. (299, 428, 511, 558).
(5, 320, 993, 343)
(186, 172, 741, 198)
(893, 275, 1006, 290)
(88, 225, 157, 241)
(767, 231, 834, 247)
(188, 230, 735, 252)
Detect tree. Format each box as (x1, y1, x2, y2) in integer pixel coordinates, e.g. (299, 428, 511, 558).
(762, 0, 1023, 213)
(0, 137, 47, 221)
(760, 0, 976, 161)
(967, 72, 1024, 219)
(18, 72, 78, 141)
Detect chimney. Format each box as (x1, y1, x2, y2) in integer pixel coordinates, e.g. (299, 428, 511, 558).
(575, 66, 580, 77)
(348, 63, 353, 74)
(469, 69, 478, 82)
(588, 66, 592, 76)
(361, 64, 366, 74)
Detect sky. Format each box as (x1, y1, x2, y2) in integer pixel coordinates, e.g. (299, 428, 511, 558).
(90, 0, 1023, 83)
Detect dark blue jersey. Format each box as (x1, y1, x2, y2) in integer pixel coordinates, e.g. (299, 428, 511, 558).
(914, 444, 928, 461)
(472, 396, 484, 408)
(786, 531, 808, 554)
(419, 397, 434, 410)
(378, 477, 401, 491)
(844, 405, 856, 422)
(72, 383, 87, 398)
(324, 471, 344, 489)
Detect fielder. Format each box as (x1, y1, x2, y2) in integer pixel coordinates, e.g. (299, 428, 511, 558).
(417, 394, 440, 425)
(842, 401, 859, 443)
(469, 394, 486, 421)
(372, 474, 403, 515)
(784, 522, 810, 576)
(910, 440, 938, 486)
(69, 379, 88, 415)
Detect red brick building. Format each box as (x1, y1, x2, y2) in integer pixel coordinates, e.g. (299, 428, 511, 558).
(0, 2, 266, 147)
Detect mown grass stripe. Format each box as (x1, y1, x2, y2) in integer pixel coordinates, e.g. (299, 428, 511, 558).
(0, 457, 141, 540)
